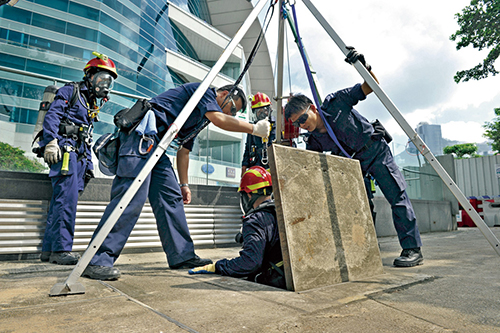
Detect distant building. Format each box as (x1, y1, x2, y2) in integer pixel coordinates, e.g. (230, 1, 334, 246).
(415, 122, 443, 156)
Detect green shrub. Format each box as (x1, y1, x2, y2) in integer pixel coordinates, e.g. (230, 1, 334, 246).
(0, 142, 47, 173)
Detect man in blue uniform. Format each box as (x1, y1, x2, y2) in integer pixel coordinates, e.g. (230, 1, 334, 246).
(241, 92, 276, 174)
(83, 83, 271, 280)
(284, 48, 423, 267)
(40, 53, 117, 265)
(188, 166, 285, 289)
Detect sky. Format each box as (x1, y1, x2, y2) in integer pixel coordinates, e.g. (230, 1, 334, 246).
(256, 0, 500, 156)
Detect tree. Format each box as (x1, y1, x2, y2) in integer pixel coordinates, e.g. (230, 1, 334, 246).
(0, 142, 46, 172)
(450, 0, 500, 83)
(483, 107, 500, 153)
(443, 143, 480, 158)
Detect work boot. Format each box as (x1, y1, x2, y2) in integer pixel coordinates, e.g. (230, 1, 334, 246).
(40, 251, 51, 262)
(82, 265, 121, 280)
(393, 248, 423, 267)
(49, 251, 80, 265)
(170, 255, 213, 269)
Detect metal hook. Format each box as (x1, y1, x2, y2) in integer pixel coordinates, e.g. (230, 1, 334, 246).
(138, 135, 154, 155)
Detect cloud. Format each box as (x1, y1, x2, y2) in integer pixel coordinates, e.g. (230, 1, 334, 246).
(259, 0, 500, 160)
(441, 121, 485, 142)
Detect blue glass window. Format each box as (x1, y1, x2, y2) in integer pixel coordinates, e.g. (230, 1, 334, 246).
(62, 67, 83, 82)
(0, 29, 28, 47)
(69, 2, 100, 21)
(64, 44, 84, 59)
(32, 14, 65, 34)
(168, 68, 187, 86)
(0, 6, 32, 24)
(171, 21, 198, 60)
(0, 54, 26, 70)
(34, 0, 68, 12)
(9, 107, 38, 125)
(29, 36, 64, 53)
(26, 59, 61, 77)
(0, 79, 23, 97)
(66, 23, 98, 42)
(22, 83, 44, 100)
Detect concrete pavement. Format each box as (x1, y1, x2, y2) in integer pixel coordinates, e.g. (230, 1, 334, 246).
(1, 228, 500, 332)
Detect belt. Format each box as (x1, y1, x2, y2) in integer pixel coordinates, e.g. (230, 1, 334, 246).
(351, 137, 377, 158)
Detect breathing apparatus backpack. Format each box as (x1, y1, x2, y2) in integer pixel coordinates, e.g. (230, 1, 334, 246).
(31, 82, 79, 157)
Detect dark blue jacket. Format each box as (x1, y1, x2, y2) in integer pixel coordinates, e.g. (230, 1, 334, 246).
(215, 200, 281, 278)
(41, 82, 95, 177)
(149, 82, 222, 151)
(307, 83, 374, 156)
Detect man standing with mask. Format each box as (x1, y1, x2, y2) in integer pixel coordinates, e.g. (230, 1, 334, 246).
(40, 52, 117, 265)
(241, 92, 276, 174)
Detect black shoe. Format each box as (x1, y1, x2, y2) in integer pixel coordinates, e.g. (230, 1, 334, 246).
(49, 251, 80, 265)
(82, 265, 121, 280)
(40, 252, 51, 262)
(170, 255, 213, 269)
(393, 248, 423, 267)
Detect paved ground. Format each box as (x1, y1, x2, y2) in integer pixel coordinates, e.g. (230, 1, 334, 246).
(1, 227, 500, 333)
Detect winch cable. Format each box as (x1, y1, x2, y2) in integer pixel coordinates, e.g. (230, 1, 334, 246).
(290, 3, 351, 158)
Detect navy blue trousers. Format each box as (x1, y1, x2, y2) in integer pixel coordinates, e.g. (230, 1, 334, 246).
(357, 140, 422, 249)
(42, 152, 86, 252)
(90, 132, 195, 267)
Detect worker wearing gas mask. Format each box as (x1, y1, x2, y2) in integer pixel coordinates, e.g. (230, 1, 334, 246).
(39, 52, 117, 265)
(241, 92, 276, 174)
(189, 166, 285, 289)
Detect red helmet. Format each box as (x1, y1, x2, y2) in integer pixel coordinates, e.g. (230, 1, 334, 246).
(251, 92, 271, 109)
(238, 166, 272, 194)
(84, 52, 118, 79)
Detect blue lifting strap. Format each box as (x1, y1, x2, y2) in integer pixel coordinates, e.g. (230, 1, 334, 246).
(290, 4, 351, 158)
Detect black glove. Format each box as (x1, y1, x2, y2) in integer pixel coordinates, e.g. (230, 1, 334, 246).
(344, 46, 372, 71)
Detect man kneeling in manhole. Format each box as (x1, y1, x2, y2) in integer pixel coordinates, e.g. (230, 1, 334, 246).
(284, 47, 423, 267)
(189, 166, 286, 289)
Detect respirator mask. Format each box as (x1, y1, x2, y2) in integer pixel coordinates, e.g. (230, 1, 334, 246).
(91, 71, 114, 99)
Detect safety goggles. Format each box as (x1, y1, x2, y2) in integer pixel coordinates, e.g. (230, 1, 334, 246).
(291, 105, 310, 127)
(229, 97, 237, 116)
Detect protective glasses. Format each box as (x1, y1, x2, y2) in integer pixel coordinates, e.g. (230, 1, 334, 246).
(291, 105, 310, 127)
(229, 97, 237, 116)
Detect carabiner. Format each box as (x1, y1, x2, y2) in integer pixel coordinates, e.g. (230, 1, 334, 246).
(138, 135, 154, 155)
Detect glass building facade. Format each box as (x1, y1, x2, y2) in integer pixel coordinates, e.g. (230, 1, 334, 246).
(0, 0, 246, 185)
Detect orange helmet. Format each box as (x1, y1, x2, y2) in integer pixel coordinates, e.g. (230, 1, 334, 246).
(84, 51, 118, 79)
(251, 92, 271, 109)
(239, 166, 272, 194)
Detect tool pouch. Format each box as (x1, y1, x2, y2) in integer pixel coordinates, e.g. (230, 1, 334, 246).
(371, 119, 392, 144)
(93, 132, 119, 176)
(114, 98, 151, 134)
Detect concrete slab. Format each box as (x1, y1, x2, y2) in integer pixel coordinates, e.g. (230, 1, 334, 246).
(269, 145, 384, 291)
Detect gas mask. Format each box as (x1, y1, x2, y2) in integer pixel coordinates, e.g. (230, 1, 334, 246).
(240, 192, 260, 216)
(254, 106, 270, 121)
(91, 71, 114, 99)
